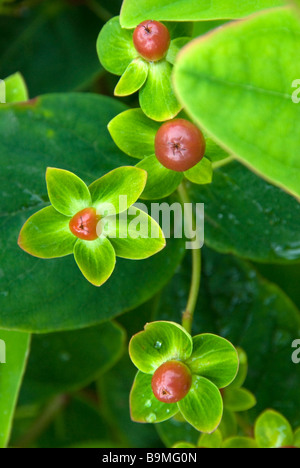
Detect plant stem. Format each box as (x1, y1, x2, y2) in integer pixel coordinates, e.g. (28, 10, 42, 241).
(16, 394, 69, 448)
(177, 182, 202, 334)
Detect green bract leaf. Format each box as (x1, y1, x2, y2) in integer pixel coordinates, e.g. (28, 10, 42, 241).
(129, 321, 193, 374)
(166, 38, 191, 65)
(73, 237, 116, 287)
(0, 330, 30, 448)
(139, 61, 182, 122)
(120, 0, 284, 27)
(184, 157, 213, 185)
(96, 16, 137, 75)
(229, 348, 248, 389)
(115, 58, 148, 97)
(223, 437, 258, 449)
(108, 108, 159, 159)
(89, 167, 147, 216)
(172, 442, 196, 448)
(174, 8, 300, 200)
(255, 410, 294, 448)
(294, 428, 300, 448)
(224, 388, 257, 412)
(218, 408, 238, 439)
(130, 371, 178, 423)
(104, 207, 166, 259)
(4, 72, 28, 103)
(136, 155, 183, 199)
(46, 168, 91, 217)
(198, 429, 223, 448)
(18, 206, 76, 259)
(178, 375, 223, 433)
(186, 334, 239, 389)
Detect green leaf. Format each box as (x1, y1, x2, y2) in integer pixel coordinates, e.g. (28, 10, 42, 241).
(294, 428, 300, 448)
(0, 92, 185, 333)
(130, 371, 178, 423)
(105, 207, 166, 259)
(198, 429, 223, 448)
(73, 236, 116, 287)
(120, 0, 284, 27)
(0, 330, 30, 448)
(19, 322, 125, 405)
(218, 408, 238, 439)
(89, 166, 147, 216)
(108, 108, 159, 159)
(224, 388, 257, 412)
(184, 157, 213, 185)
(129, 321, 193, 374)
(255, 410, 294, 448)
(18, 206, 76, 259)
(139, 60, 182, 122)
(189, 161, 300, 263)
(228, 348, 248, 389)
(156, 416, 200, 448)
(46, 168, 92, 217)
(223, 437, 258, 449)
(166, 37, 191, 65)
(178, 375, 223, 433)
(115, 58, 148, 97)
(174, 8, 300, 200)
(186, 334, 239, 389)
(136, 155, 183, 199)
(4, 72, 28, 103)
(97, 16, 137, 75)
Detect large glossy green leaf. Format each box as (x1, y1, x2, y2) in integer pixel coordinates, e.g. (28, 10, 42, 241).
(152, 248, 300, 427)
(120, 0, 284, 27)
(189, 161, 300, 263)
(0, 330, 30, 448)
(0, 0, 105, 96)
(19, 322, 125, 405)
(255, 410, 294, 448)
(174, 8, 300, 200)
(0, 93, 185, 332)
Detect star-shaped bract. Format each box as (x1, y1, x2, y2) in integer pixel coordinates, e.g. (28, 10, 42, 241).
(18, 167, 166, 287)
(108, 108, 213, 199)
(97, 17, 191, 122)
(129, 321, 239, 433)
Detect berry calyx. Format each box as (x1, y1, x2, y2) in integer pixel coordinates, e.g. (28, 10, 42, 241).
(155, 119, 206, 172)
(151, 360, 192, 403)
(69, 207, 100, 241)
(133, 20, 170, 62)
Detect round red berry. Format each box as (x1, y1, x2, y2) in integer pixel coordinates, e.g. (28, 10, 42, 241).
(151, 360, 192, 403)
(155, 119, 206, 172)
(69, 207, 100, 241)
(133, 20, 170, 62)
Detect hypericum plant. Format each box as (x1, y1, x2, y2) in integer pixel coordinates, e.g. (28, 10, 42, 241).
(18, 166, 165, 286)
(96, 16, 191, 121)
(129, 321, 239, 433)
(108, 109, 213, 199)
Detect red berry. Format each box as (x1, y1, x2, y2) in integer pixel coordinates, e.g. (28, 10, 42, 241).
(151, 360, 192, 403)
(133, 20, 170, 62)
(69, 208, 100, 241)
(155, 119, 206, 172)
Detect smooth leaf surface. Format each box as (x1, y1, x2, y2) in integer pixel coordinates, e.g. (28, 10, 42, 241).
(19, 322, 125, 405)
(174, 8, 300, 199)
(129, 321, 193, 374)
(156, 417, 200, 448)
(178, 375, 223, 433)
(255, 410, 294, 448)
(114, 58, 148, 96)
(0, 93, 185, 332)
(186, 334, 239, 389)
(18, 206, 76, 259)
(73, 237, 116, 287)
(166, 38, 192, 65)
(89, 167, 147, 216)
(130, 371, 178, 423)
(229, 348, 248, 389)
(4, 73, 28, 103)
(223, 388, 257, 412)
(198, 429, 223, 448)
(0, 330, 30, 448)
(223, 437, 258, 449)
(184, 157, 213, 185)
(120, 0, 284, 27)
(189, 161, 300, 263)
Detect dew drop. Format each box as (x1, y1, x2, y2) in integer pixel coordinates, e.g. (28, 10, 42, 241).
(146, 413, 157, 423)
(154, 341, 162, 349)
(145, 400, 152, 408)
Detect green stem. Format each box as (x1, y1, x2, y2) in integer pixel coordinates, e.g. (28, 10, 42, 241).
(177, 182, 202, 334)
(212, 155, 235, 170)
